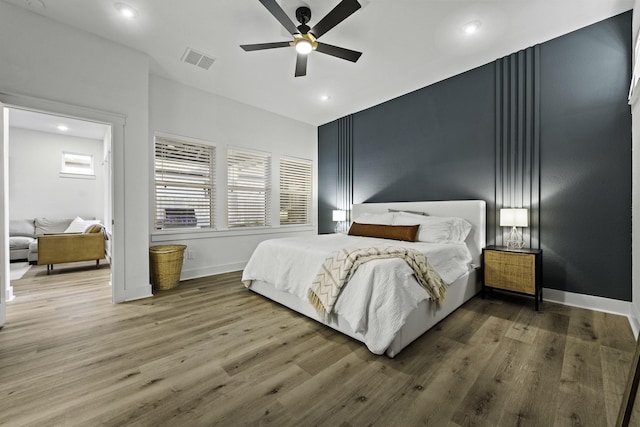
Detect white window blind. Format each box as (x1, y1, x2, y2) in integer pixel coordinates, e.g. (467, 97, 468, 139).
(279, 157, 312, 225)
(227, 148, 271, 228)
(154, 136, 215, 230)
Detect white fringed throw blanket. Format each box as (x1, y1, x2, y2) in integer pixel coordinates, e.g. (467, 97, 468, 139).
(308, 247, 446, 318)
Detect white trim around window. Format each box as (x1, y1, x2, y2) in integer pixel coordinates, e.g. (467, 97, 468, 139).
(60, 151, 95, 179)
(279, 156, 312, 226)
(153, 134, 216, 231)
(227, 147, 272, 228)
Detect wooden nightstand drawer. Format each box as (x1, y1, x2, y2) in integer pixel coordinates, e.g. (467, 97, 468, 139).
(484, 251, 535, 294)
(482, 246, 543, 310)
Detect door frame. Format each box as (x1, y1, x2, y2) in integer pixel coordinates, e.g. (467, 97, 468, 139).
(1, 103, 8, 327)
(0, 92, 124, 306)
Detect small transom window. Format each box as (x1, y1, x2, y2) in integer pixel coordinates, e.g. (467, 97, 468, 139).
(61, 152, 94, 177)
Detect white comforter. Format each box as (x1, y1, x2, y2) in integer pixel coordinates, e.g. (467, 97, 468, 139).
(241, 234, 473, 354)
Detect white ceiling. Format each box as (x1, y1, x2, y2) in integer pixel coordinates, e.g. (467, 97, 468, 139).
(9, 108, 109, 140)
(2, 0, 634, 126)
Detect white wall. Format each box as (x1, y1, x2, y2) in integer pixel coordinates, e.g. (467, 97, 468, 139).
(8, 127, 104, 221)
(0, 2, 317, 297)
(632, 0, 640, 337)
(149, 75, 318, 279)
(0, 2, 150, 302)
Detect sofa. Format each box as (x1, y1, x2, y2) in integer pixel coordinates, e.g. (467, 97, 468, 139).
(9, 217, 105, 269)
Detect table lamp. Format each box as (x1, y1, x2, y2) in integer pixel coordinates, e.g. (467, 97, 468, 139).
(332, 209, 346, 233)
(500, 208, 528, 249)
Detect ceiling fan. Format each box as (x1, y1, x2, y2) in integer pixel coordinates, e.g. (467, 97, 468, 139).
(240, 0, 362, 77)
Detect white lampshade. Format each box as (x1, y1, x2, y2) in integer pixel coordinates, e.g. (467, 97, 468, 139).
(332, 210, 347, 222)
(500, 208, 528, 227)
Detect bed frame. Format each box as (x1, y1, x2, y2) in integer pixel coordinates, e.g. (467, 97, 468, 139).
(249, 200, 486, 357)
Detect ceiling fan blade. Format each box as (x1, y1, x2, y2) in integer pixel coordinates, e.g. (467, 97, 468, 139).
(240, 41, 291, 51)
(258, 0, 300, 35)
(309, 0, 361, 39)
(295, 53, 308, 77)
(315, 42, 362, 62)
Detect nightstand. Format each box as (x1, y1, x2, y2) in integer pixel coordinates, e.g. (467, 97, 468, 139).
(482, 245, 543, 310)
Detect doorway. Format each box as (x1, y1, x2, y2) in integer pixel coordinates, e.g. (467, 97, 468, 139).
(3, 105, 115, 307)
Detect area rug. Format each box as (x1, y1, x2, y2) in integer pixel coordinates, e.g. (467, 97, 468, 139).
(10, 262, 31, 280)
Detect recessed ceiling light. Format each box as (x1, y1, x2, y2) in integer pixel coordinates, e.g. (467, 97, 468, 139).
(463, 20, 481, 35)
(320, 95, 330, 101)
(57, 124, 69, 131)
(114, 2, 138, 19)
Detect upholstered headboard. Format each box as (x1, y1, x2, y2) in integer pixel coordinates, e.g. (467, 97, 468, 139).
(351, 200, 486, 266)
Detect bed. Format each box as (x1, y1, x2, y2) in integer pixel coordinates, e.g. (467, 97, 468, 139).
(242, 200, 486, 357)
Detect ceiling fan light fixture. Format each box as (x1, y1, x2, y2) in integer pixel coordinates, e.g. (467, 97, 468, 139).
(295, 39, 313, 55)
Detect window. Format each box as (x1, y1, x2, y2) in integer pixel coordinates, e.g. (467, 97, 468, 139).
(279, 157, 312, 225)
(61, 152, 94, 177)
(227, 148, 271, 228)
(154, 135, 215, 230)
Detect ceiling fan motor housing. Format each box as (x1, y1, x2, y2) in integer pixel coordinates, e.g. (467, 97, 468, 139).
(296, 6, 311, 33)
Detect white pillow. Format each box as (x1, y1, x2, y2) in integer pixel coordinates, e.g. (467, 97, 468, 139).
(392, 212, 472, 243)
(353, 212, 396, 225)
(64, 216, 101, 233)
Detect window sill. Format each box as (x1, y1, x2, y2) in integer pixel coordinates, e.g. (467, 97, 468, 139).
(150, 224, 315, 242)
(59, 172, 96, 180)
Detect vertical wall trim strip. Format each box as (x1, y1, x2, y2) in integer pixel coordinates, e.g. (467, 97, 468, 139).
(336, 115, 354, 227)
(495, 46, 541, 249)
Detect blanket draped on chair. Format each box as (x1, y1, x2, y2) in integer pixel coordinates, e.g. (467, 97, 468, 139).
(308, 247, 446, 319)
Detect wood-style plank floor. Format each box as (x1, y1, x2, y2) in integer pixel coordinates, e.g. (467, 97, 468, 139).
(0, 262, 636, 426)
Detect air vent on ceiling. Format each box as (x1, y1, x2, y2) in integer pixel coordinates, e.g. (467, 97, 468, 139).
(22, 0, 46, 8)
(181, 48, 216, 71)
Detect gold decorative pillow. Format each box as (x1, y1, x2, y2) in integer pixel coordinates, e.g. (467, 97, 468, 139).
(348, 223, 419, 242)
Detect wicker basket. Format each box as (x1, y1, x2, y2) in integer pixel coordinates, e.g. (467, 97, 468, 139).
(149, 244, 187, 290)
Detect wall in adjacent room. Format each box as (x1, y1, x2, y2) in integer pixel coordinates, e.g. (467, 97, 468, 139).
(318, 12, 632, 301)
(8, 127, 104, 221)
(149, 75, 317, 279)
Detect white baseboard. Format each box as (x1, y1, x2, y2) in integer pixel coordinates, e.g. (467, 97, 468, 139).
(543, 288, 630, 317)
(118, 284, 153, 302)
(181, 262, 247, 281)
(629, 303, 640, 339)
(5, 284, 14, 302)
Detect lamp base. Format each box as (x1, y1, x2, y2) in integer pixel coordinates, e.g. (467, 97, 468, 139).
(505, 226, 525, 249)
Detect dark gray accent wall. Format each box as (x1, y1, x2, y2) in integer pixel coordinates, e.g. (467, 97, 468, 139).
(354, 64, 497, 206)
(539, 12, 632, 300)
(318, 11, 632, 301)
